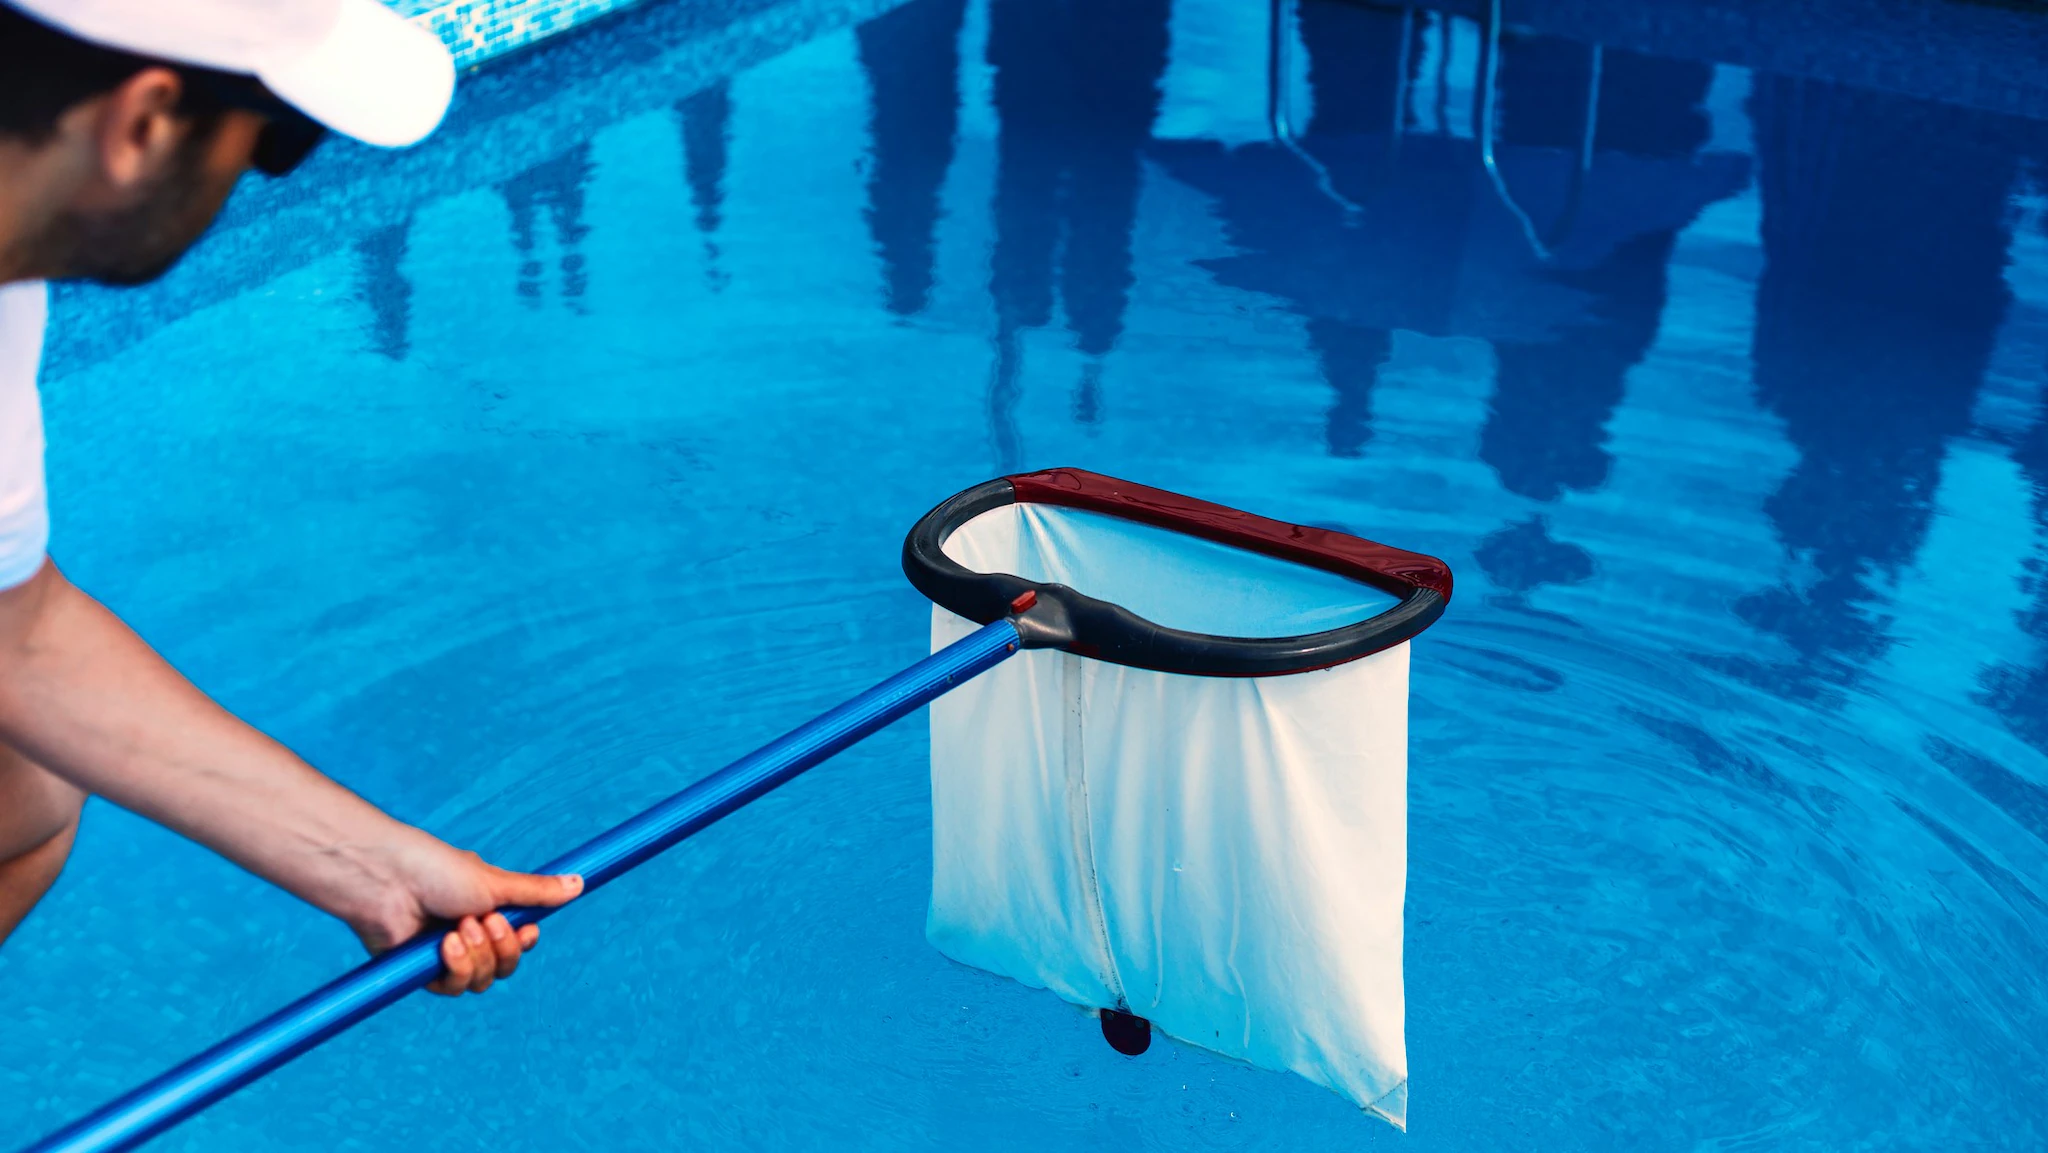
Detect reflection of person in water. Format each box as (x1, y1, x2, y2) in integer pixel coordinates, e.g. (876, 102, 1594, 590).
(986, 0, 1169, 459)
(1474, 43, 1714, 593)
(355, 220, 412, 362)
(502, 144, 594, 310)
(1737, 77, 2015, 691)
(1481, 44, 1710, 504)
(678, 82, 731, 289)
(1992, 132, 2048, 754)
(1981, 411, 2048, 752)
(858, 0, 964, 318)
(1976, 404, 2048, 754)
(1296, 0, 1414, 458)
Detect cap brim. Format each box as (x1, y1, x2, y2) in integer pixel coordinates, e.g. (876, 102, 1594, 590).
(258, 0, 455, 148)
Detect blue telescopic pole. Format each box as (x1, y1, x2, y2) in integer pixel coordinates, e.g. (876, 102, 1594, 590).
(19, 617, 1025, 1153)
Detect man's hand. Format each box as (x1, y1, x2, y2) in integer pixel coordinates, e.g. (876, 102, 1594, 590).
(346, 836, 584, 996)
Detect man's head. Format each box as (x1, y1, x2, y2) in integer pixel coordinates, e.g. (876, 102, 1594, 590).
(0, 0, 455, 287)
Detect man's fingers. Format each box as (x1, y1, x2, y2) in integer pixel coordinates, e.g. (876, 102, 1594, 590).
(430, 930, 471, 996)
(458, 916, 495, 994)
(484, 912, 521, 980)
(408, 852, 575, 998)
(489, 869, 584, 910)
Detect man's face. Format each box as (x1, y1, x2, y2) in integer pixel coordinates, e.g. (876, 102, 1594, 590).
(43, 106, 263, 288)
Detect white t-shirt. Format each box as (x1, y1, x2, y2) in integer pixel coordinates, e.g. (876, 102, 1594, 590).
(0, 280, 50, 591)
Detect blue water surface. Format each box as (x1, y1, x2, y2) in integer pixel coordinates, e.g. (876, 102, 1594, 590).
(5, 0, 2048, 1148)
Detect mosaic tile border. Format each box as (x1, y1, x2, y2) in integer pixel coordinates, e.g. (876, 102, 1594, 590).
(392, 0, 649, 70)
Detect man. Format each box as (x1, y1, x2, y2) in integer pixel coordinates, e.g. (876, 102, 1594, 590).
(0, 0, 582, 996)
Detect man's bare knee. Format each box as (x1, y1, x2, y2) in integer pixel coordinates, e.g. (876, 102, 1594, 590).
(0, 745, 83, 945)
(0, 811, 77, 946)
(0, 742, 83, 864)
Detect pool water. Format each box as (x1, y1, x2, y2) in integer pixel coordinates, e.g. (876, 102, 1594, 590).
(6, 0, 2048, 1147)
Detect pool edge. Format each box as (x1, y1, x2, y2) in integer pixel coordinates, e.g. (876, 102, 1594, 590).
(395, 0, 653, 70)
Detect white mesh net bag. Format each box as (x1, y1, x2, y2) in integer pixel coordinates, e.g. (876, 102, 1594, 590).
(903, 469, 1453, 1128)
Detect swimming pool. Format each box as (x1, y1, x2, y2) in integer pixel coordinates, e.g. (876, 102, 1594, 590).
(6, 0, 2047, 1147)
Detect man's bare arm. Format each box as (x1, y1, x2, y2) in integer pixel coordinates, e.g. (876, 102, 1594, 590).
(0, 560, 579, 993)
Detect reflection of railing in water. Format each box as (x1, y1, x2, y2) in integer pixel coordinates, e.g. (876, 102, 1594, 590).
(1266, 0, 1602, 259)
(1475, 0, 1599, 260)
(1266, 0, 1397, 223)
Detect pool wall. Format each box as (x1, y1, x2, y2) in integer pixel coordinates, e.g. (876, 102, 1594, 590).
(395, 0, 650, 69)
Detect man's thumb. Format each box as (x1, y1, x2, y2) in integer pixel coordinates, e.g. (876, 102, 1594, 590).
(492, 869, 585, 908)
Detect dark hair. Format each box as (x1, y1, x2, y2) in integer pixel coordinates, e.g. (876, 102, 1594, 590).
(0, 3, 225, 142)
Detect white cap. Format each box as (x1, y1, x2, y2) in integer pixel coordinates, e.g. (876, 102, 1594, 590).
(4, 0, 456, 148)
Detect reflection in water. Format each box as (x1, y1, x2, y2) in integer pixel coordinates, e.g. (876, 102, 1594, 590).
(678, 83, 733, 290)
(1297, 1, 1416, 457)
(1304, 317, 1389, 457)
(502, 144, 595, 310)
(1300, 0, 1418, 140)
(1473, 514, 1594, 593)
(858, 0, 966, 317)
(354, 220, 412, 362)
(1932, 737, 2048, 846)
(1982, 404, 2048, 753)
(986, 0, 1171, 460)
(1734, 78, 2016, 692)
(1153, 7, 1744, 598)
(1482, 46, 1714, 506)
